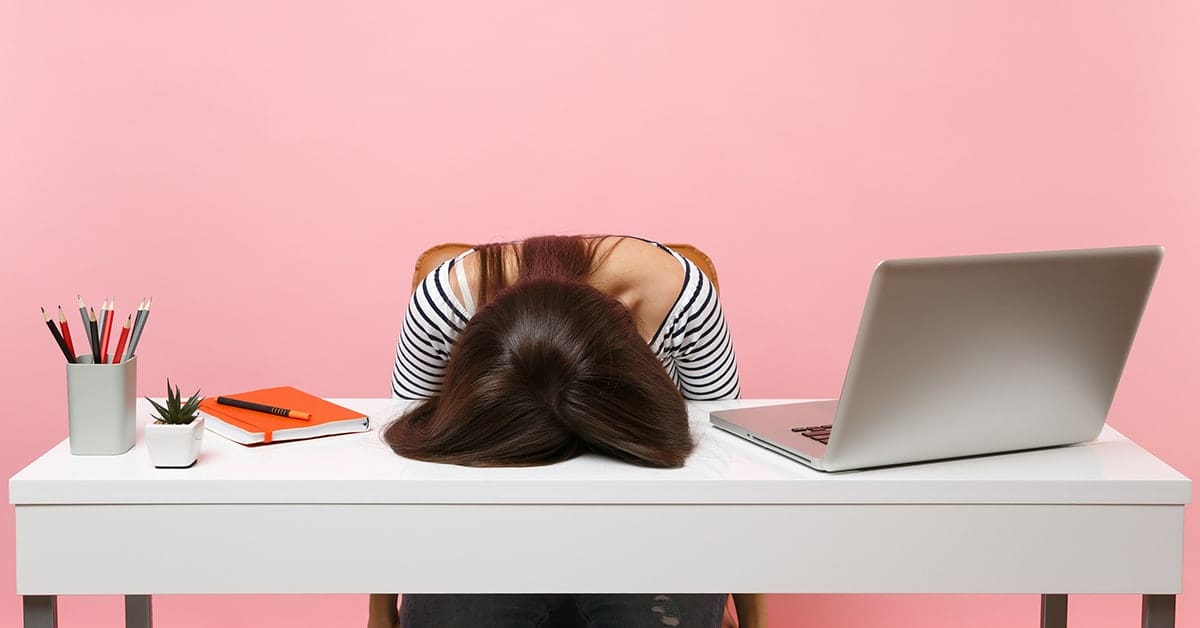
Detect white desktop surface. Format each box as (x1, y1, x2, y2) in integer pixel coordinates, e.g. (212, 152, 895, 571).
(10, 399, 1190, 505)
(9, 399, 1192, 600)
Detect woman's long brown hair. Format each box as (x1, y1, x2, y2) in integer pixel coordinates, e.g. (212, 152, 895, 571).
(472, 235, 612, 305)
(383, 235, 694, 468)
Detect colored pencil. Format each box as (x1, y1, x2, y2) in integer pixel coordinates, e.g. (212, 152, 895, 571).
(87, 307, 101, 363)
(111, 315, 132, 364)
(124, 299, 145, 361)
(124, 299, 143, 361)
(99, 298, 114, 363)
(77, 295, 94, 359)
(97, 298, 109, 351)
(126, 297, 151, 359)
(42, 308, 75, 363)
(57, 306, 76, 359)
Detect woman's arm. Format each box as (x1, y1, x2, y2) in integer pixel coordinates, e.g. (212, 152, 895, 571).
(670, 262, 740, 401)
(367, 593, 400, 628)
(732, 593, 766, 628)
(391, 260, 469, 400)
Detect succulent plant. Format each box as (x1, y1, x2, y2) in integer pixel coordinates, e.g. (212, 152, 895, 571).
(147, 379, 203, 425)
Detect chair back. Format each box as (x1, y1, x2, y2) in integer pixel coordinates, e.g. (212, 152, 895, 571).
(411, 241, 720, 293)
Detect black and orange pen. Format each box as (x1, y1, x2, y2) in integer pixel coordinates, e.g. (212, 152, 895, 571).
(42, 307, 75, 363)
(216, 397, 312, 420)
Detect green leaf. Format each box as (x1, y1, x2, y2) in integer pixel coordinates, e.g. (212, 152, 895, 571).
(150, 380, 203, 425)
(146, 397, 170, 423)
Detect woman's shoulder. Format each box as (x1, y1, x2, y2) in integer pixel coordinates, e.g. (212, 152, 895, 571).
(412, 249, 476, 322)
(592, 237, 687, 340)
(600, 236, 684, 277)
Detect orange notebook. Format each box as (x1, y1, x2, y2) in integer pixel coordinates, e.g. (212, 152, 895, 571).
(198, 386, 370, 445)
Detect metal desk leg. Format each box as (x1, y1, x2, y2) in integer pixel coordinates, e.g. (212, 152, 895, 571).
(1142, 595, 1175, 628)
(1040, 594, 1067, 628)
(125, 595, 152, 628)
(23, 596, 57, 628)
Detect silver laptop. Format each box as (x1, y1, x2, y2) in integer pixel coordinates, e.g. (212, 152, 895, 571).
(710, 245, 1163, 472)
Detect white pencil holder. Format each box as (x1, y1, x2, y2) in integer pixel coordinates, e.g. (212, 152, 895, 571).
(66, 355, 137, 455)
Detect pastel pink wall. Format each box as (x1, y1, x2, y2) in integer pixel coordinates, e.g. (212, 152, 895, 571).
(2, 1, 1196, 626)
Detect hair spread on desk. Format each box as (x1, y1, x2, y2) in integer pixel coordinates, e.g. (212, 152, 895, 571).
(384, 235, 694, 468)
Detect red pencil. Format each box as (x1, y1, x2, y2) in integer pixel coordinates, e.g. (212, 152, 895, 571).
(57, 306, 76, 359)
(42, 307, 75, 363)
(111, 315, 132, 364)
(99, 298, 115, 363)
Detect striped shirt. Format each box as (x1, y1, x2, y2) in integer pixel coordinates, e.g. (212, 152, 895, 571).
(391, 242, 741, 401)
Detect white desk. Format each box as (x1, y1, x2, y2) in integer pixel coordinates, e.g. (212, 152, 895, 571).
(10, 399, 1191, 627)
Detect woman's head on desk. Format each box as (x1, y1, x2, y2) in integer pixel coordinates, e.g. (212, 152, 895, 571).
(384, 236, 693, 468)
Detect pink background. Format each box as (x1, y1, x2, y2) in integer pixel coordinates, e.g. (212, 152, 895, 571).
(2, 1, 1196, 626)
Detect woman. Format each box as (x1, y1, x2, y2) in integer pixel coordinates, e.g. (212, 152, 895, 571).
(371, 235, 761, 627)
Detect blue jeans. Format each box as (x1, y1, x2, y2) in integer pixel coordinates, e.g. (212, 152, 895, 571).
(400, 593, 727, 628)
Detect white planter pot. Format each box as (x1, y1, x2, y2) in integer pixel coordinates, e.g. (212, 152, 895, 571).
(145, 416, 204, 468)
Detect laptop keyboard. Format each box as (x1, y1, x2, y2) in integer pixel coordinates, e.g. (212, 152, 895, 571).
(791, 424, 833, 444)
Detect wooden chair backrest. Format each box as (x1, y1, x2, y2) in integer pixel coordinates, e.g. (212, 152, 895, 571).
(411, 242, 720, 294)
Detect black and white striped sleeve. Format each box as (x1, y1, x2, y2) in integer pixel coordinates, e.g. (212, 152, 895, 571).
(390, 259, 472, 400)
(671, 265, 741, 401)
